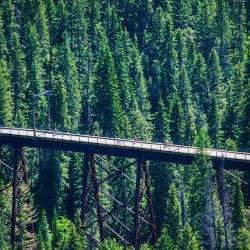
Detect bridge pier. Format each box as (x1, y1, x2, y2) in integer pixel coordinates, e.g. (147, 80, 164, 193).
(134, 159, 142, 249)
(80, 155, 157, 247)
(133, 160, 157, 249)
(11, 147, 21, 250)
(218, 158, 229, 250)
(81, 153, 105, 243)
(80, 153, 91, 221)
(142, 161, 157, 245)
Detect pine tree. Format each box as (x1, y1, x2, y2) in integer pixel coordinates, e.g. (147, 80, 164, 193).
(172, 0, 192, 29)
(9, 31, 28, 127)
(195, 0, 217, 59)
(0, 215, 8, 249)
(93, 24, 125, 137)
(154, 95, 169, 142)
(100, 238, 123, 250)
(68, 0, 89, 91)
(236, 227, 250, 250)
(58, 33, 82, 132)
(37, 152, 63, 222)
(65, 154, 82, 220)
(231, 0, 247, 64)
(0, 59, 13, 126)
(192, 53, 210, 116)
(0, 12, 7, 59)
(52, 216, 86, 249)
(26, 22, 48, 129)
(169, 93, 184, 144)
(232, 175, 247, 233)
(35, 0, 50, 87)
(156, 227, 175, 250)
(16, 181, 37, 249)
(216, 0, 232, 79)
(188, 126, 213, 237)
(50, 73, 69, 130)
(178, 224, 201, 250)
(165, 182, 181, 242)
(37, 210, 52, 250)
(207, 49, 225, 147)
(160, 13, 179, 101)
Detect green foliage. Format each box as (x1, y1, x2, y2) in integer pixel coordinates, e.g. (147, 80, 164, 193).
(0, 216, 8, 250)
(178, 224, 201, 250)
(0, 0, 248, 248)
(232, 176, 247, 232)
(52, 216, 86, 250)
(94, 24, 125, 137)
(100, 238, 123, 250)
(0, 59, 13, 126)
(156, 227, 175, 250)
(165, 182, 181, 242)
(236, 227, 250, 250)
(169, 93, 184, 144)
(37, 211, 52, 250)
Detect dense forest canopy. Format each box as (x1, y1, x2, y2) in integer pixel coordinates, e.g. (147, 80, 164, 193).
(0, 0, 249, 249)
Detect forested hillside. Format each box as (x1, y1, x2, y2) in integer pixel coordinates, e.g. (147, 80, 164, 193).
(0, 0, 249, 249)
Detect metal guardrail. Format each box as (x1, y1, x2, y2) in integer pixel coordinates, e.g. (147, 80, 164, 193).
(0, 127, 249, 162)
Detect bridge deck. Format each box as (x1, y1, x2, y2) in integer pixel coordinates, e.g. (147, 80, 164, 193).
(0, 127, 249, 170)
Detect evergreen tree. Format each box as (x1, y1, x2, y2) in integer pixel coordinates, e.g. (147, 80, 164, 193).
(26, 22, 47, 129)
(37, 152, 63, 221)
(172, 0, 192, 29)
(16, 181, 37, 249)
(195, 0, 216, 59)
(9, 31, 28, 127)
(156, 227, 175, 250)
(207, 49, 225, 147)
(232, 175, 247, 233)
(35, 0, 50, 87)
(58, 33, 81, 132)
(0, 181, 8, 250)
(52, 216, 86, 250)
(231, 0, 247, 64)
(169, 93, 184, 144)
(160, 14, 179, 101)
(93, 24, 125, 137)
(165, 182, 181, 242)
(0, 12, 7, 59)
(178, 224, 201, 250)
(188, 126, 213, 236)
(154, 95, 169, 142)
(236, 227, 250, 250)
(51, 73, 69, 130)
(216, 0, 232, 79)
(100, 238, 123, 250)
(65, 154, 82, 220)
(37, 210, 52, 250)
(192, 53, 210, 116)
(0, 59, 13, 126)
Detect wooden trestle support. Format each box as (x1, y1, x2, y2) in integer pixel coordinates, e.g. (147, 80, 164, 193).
(80, 154, 157, 249)
(0, 146, 237, 249)
(0, 147, 36, 250)
(217, 157, 229, 250)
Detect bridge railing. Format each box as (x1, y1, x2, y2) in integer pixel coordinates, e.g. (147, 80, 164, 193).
(0, 127, 249, 162)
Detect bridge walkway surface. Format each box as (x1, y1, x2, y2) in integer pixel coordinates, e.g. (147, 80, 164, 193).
(0, 127, 249, 170)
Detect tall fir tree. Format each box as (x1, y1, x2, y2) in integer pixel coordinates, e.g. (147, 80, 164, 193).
(0, 60, 13, 126)
(58, 33, 82, 132)
(93, 24, 125, 137)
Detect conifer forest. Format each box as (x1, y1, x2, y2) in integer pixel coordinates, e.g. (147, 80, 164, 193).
(0, 0, 249, 249)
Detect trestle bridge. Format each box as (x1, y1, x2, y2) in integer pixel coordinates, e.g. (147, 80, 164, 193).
(0, 127, 249, 249)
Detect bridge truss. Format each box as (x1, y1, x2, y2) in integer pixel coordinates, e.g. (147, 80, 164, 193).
(0, 128, 249, 249)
